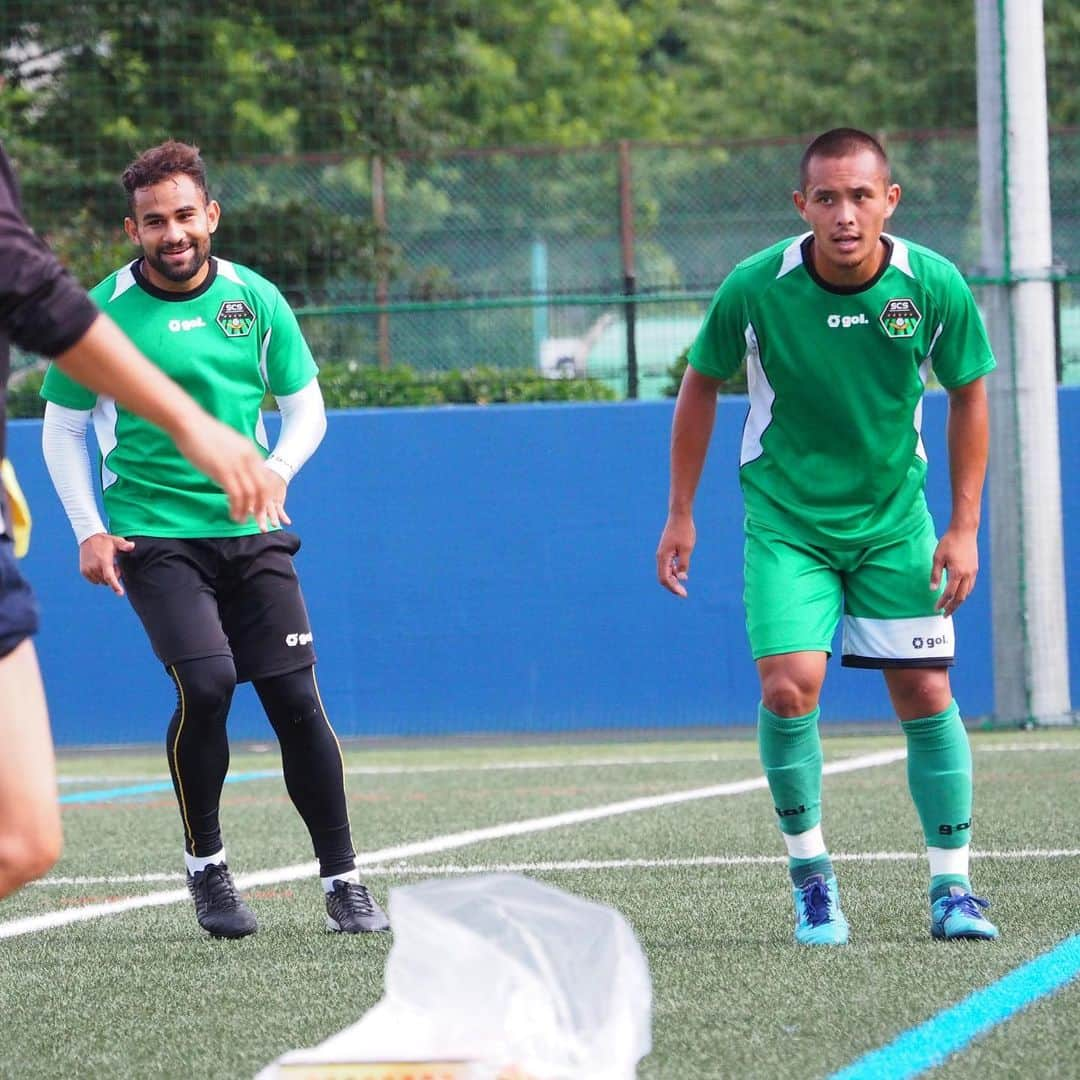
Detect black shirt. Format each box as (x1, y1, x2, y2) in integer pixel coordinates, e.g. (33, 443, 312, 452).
(0, 143, 99, 460)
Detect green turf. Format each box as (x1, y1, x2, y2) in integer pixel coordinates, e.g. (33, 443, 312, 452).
(1, 730, 1078, 1078)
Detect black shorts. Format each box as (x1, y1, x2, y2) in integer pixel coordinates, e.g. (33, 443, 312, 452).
(117, 531, 316, 683)
(0, 535, 38, 659)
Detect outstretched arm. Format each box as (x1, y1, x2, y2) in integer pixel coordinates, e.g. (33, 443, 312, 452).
(931, 376, 990, 615)
(656, 365, 722, 597)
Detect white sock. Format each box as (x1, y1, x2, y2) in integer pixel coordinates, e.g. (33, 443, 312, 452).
(322, 868, 359, 893)
(782, 824, 827, 860)
(928, 844, 970, 879)
(185, 849, 226, 875)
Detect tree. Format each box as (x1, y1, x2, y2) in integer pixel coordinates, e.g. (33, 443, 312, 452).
(658, 0, 979, 139)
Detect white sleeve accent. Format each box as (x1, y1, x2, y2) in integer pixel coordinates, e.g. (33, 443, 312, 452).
(42, 402, 108, 544)
(265, 377, 327, 484)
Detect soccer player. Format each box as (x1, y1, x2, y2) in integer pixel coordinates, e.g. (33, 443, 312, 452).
(40, 140, 389, 939)
(0, 141, 277, 901)
(656, 128, 998, 945)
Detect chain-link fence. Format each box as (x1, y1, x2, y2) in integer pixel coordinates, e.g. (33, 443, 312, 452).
(12, 131, 1080, 399)
(4, 5, 1079, 397)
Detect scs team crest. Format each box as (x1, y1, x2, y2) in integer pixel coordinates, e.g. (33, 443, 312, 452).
(879, 297, 922, 339)
(216, 299, 256, 338)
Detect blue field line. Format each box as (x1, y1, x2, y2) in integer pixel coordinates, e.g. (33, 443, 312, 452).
(828, 933, 1080, 1080)
(58, 770, 281, 805)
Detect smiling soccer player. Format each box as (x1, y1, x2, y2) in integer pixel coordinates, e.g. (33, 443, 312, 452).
(41, 140, 389, 940)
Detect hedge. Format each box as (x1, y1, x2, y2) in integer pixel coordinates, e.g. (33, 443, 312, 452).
(6, 361, 616, 420)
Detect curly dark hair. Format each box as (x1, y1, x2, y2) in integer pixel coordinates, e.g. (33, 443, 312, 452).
(121, 140, 210, 210)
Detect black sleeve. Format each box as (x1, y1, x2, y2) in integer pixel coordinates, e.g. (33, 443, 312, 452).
(0, 146, 100, 357)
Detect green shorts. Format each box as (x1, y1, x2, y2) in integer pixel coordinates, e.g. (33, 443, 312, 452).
(743, 508, 955, 668)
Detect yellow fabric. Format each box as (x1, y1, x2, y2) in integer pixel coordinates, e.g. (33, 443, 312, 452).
(1, 458, 31, 557)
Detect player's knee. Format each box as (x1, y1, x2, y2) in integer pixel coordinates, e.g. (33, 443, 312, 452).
(889, 669, 952, 721)
(172, 656, 237, 718)
(0, 821, 62, 898)
(280, 687, 323, 730)
(760, 675, 819, 717)
(256, 668, 325, 733)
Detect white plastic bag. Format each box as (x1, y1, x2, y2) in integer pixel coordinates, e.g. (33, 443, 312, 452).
(259, 873, 652, 1080)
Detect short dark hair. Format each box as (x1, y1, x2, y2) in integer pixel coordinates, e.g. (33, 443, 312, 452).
(799, 128, 890, 192)
(121, 140, 209, 212)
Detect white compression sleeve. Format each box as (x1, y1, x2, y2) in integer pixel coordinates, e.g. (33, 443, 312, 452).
(264, 377, 327, 484)
(41, 401, 108, 544)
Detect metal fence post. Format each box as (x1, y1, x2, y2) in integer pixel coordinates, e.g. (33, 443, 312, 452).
(619, 140, 638, 399)
(372, 154, 391, 370)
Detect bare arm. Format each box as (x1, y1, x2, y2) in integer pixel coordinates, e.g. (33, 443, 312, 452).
(54, 314, 277, 529)
(655, 365, 722, 597)
(931, 376, 990, 615)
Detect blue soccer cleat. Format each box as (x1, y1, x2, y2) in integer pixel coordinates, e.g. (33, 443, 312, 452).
(792, 873, 849, 945)
(930, 886, 999, 941)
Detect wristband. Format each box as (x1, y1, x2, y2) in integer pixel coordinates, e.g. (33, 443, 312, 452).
(264, 453, 296, 484)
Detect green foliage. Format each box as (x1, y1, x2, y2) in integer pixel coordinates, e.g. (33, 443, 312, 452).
(0, 1, 686, 158)
(313, 363, 446, 408)
(214, 197, 395, 306)
(39, 209, 134, 291)
(1045, 0, 1080, 125)
(11, 362, 614, 420)
(447, 0, 684, 145)
(663, 346, 747, 397)
(2, 3, 1077, 162)
(285, 361, 617, 409)
(430, 365, 617, 404)
(660, 0, 981, 138)
(6, 367, 46, 419)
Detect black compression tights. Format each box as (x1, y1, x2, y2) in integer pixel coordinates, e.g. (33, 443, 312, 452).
(166, 658, 356, 877)
(166, 656, 235, 860)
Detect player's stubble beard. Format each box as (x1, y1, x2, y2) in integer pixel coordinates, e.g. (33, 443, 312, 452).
(144, 234, 212, 284)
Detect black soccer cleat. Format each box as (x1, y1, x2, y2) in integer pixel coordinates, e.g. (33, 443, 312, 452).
(186, 863, 258, 940)
(324, 880, 391, 934)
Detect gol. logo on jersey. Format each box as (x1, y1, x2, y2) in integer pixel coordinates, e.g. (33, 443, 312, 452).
(879, 297, 922, 339)
(216, 299, 256, 338)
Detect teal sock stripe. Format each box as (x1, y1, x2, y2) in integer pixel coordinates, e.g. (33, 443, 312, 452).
(790, 855, 833, 888)
(929, 874, 971, 903)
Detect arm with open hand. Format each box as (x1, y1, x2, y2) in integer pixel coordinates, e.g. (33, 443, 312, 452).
(260, 376, 328, 525)
(931, 376, 990, 617)
(656, 366, 722, 598)
(41, 402, 135, 596)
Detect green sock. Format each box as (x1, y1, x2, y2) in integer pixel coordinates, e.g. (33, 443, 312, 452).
(790, 854, 834, 888)
(929, 874, 971, 903)
(903, 699, 973, 850)
(757, 703, 822, 837)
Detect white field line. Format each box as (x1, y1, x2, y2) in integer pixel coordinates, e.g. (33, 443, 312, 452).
(0, 747, 905, 939)
(53, 740, 1079, 786)
(54, 752, 759, 786)
(974, 742, 1080, 752)
(35, 847, 1080, 887)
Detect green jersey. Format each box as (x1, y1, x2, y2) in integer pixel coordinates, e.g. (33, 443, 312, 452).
(689, 233, 995, 548)
(41, 257, 317, 538)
